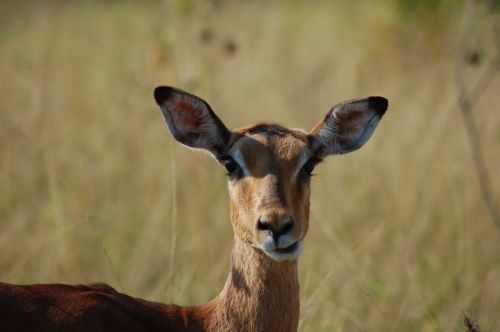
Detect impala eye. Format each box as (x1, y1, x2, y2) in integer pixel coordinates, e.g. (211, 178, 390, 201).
(301, 157, 322, 177)
(221, 156, 241, 176)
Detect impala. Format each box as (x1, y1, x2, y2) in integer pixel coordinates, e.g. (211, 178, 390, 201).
(0, 86, 387, 331)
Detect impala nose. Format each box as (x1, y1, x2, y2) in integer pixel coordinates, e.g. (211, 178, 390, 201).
(257, 214, 294, 244)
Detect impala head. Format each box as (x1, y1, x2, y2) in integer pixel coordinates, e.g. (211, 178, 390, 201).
(154, 86, 387, 262)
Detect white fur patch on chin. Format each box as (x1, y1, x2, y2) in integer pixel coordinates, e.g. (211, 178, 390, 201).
(261, 241, 303, 262)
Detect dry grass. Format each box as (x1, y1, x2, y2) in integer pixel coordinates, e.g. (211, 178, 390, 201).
(1, 1, 499, 331)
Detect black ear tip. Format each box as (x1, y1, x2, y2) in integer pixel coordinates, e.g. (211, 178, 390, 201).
(368, 96, 389, 116)
(154, 86, 176, 105)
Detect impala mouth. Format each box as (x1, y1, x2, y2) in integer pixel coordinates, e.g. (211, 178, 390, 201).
(275, 241, 299, 254)
(260, 240, 303, 262)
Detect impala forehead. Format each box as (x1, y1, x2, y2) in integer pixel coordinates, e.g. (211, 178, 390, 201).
(229, 127, 311, 174)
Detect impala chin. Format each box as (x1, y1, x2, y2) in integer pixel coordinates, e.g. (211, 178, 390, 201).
(260, 239, 304, 262)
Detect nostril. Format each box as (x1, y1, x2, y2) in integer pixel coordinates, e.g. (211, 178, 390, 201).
(257, 220, 272, 234)
(257, 218, 294, 237)
(280, 219, 294, 235)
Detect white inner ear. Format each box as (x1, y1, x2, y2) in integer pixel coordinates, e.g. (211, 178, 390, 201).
(174, 95, 224, 148)
(317, 106, 381, 155)
(316, 125, 338, 151)
(347, 114, 381, 149)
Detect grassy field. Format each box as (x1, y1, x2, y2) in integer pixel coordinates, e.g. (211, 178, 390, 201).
(1, 0, 499, 330)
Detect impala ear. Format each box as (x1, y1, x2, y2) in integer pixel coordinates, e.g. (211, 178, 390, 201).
(309, 96, 388, 157)
(154, 86, 231, 158)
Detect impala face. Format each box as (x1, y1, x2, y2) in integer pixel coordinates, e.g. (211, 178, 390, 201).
(225, 126, 313, 261)
(154, 86, 387, 262)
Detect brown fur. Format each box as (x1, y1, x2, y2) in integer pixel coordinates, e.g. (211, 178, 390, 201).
(0, 282, 209, 331)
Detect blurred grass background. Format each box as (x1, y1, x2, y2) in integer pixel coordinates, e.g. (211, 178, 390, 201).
(1, 0, 499, 330)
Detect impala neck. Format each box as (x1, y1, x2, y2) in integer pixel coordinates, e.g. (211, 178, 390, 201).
(205, 236, 300, 332)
